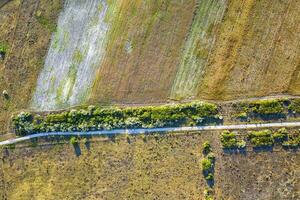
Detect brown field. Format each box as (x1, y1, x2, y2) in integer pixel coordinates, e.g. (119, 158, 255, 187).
(1, 130, 299, 200)
(0, 0, 62, 134)
(1, 0, 300, 134)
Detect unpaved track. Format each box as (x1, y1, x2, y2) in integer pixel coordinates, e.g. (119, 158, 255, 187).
(1, 122, 300, 146)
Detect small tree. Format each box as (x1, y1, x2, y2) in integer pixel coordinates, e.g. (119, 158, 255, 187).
(70, 137, 78, 145)
(202, 141, 211, 154)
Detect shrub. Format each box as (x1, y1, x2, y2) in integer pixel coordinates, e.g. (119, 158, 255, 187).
(288, 99, 300, 114)
(220, 131, 237, 148)
(207, 152, 215, 161)
(205, 173, 214, 181)
(236, 140, 246, 149)
(0, 41, 9, 55)
(240, 99, 285, 116)
(248, 130, 274, 147)
(251, 100, 284, 115)
(202, 141, 212, 154)
(282, 134, 300, 148)
(273, 128, 288, 143)
(234, 112, 248, 120)
(201, 158, 213, 173)
(70, 137, 78, 145)
(204, 188, 214, 200)
(220, 131, 246, 149)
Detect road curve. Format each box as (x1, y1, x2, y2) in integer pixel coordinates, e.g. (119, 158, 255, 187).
(1, 122, 300, 146)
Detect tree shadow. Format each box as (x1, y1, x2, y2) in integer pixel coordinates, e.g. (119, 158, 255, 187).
(253, 145, 274, 152)
(84, 138, 91, 151)
(72, 143, 81, 157)
(252, 113, 286, 121)
(283, 146, 299, 152)
(223, 148, 247, 156)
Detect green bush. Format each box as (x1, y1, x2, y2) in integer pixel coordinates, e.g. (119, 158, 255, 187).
(70, 137, 79, 145)
(201, 158, 213, 173)
(241, 99, 284, 116)
(282, 133, 300, 148)
(0, 41, 9, 55)
(12, 101, 219, 136)
(220, 131, 246, 149)
(220, 131, 237, 148)
(273, 128, 288, 143)
(204, 188, 214, 200)
(248, 130, 274, 147)
(288, 99, 300, 113)
(205, 173, 214, 181)
(234, 112, 248, 120)
(202, 141, 212, 154)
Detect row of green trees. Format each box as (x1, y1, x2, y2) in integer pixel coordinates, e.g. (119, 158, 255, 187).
(201, 141, 215, 200)
(235, 99, 300, 121)
(221, 128, 300, 149)
(12, 101, 220, 136)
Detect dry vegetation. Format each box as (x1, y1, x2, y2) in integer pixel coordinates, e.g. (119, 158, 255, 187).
(0, 130, 299, 200)
(0, 0, 62, 135)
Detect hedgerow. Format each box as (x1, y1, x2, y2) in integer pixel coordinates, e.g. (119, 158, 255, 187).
(12, 102, 219, 136)
(248, 130, 274, 148)
(272, 128, 288, 143)
(220, 131, 246, 149)
(282, 133, 300, 148)
(288, 99, 300, 114)
(242, 99, 284, 116)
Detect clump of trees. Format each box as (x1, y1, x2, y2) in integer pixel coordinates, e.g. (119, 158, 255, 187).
(282, 132, 300, 148)
(241, 99, 285, 116)
(248, 128, 292, 148)
(220, 131, 246, 149)
(12, 101, 220, 136)
(288, 99, 300, 114)
(201, 141, 215, 198)
(248, 130, 275, 148)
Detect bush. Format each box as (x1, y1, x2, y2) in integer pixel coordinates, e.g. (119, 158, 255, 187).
(248, 130, 274, 147)
(204, 188, 214, 200)
(288, 99, 300, 114)
(282, 134, 300, 148)
(205, 173, 214, 181)
(273, 128, 288, 143)
(220, 131, 246, 149)
(234, 112, 248, 120)
(207, 152, 215, 161)
(240, 99, 284, 116)
(201, 158, 213, 173)
(236, 140, 246, 149)
(0, 41, 9, 55)
(202, 141, 212, 154)
(70, 137, 78, 145)
(252, 100, 284, 115)
(220, 131, 237, 148)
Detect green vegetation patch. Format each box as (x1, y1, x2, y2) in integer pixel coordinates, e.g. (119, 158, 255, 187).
(242, 99, 285, 116)
(12, 102, 219, 136)
(35, 10, 58, 32)
(288, 99, 300, 114)
(282, 132, 300, 148)
(220, 130, 246, 149)
(248, 130, 274, 148)
(0, 41, 9, 55)
(273, 128, 288, 143)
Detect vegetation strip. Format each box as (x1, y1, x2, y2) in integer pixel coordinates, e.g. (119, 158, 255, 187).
(12, 102, 220, 136)
(2, 122, 300, 146)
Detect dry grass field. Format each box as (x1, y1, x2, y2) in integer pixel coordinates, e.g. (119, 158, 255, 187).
(1, 130, 299, 200)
